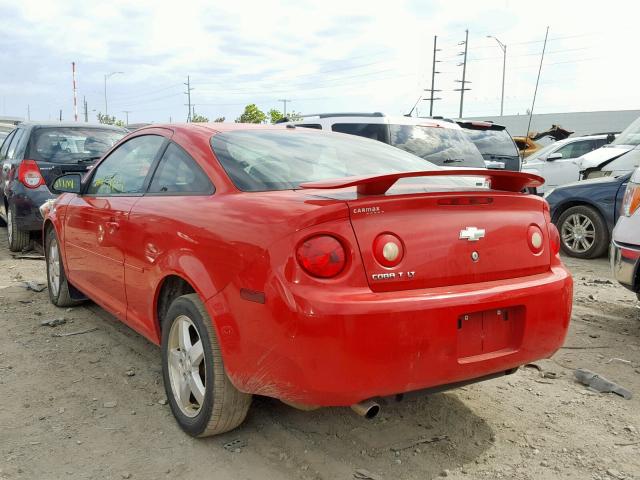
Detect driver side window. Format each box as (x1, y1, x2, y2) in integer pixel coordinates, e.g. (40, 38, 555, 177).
(86, 135, 164, 195)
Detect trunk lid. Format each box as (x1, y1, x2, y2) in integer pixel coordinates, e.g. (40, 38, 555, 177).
(36, 161, 95, 190)
(346, 191, 550, 292)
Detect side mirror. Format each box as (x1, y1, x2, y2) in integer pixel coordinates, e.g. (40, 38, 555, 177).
(606, 133, 615, 144)
(547, 152, 563, 161)
(52, 173, 82, 194)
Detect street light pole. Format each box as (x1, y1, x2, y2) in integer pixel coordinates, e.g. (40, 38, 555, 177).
(487, 36, 506, 116)
(104, 71, 123, 116)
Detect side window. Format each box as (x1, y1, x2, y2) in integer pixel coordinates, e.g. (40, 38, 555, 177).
(86, 135, 165, 195)
(331, 123, 390, 144)
(554, 142, 580, 159)
(147, 143, 213, 194)
(6, 129, 25, 161)
(0, 130, 16, 160)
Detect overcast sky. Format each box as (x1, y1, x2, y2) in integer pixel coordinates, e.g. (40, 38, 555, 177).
(0, 0, 637, 124)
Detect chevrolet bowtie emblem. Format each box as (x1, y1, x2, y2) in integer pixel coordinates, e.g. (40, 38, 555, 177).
(459, 226, 485, 242)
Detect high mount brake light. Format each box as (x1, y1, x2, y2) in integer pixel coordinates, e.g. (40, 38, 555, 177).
(373, 233, 404, 267)
(18, 160, 45, 189)
(296, 235, 346, 278)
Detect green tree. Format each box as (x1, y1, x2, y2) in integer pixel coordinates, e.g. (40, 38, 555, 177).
(214, 116, 225, 122)
(268, 108, 283, 124)
(287, 110, 303, 121)
(236, 104, 266, 124)
(97, 112, 125, 127)
(191, 113, 209, 123)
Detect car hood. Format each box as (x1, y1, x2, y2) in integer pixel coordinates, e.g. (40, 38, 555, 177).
(577, 145, 633, 169)
(557, 174, 627, 190)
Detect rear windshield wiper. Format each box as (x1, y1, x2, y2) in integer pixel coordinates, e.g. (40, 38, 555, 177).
(77, 156, 102, 164)
(442, 158, 464, 164)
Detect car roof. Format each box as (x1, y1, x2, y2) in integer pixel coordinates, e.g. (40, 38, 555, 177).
(18, 121, 127, 131)
(284, 113, 461, 129)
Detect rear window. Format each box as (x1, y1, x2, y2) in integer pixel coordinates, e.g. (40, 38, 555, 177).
(463, 128, 519, 158)
(389, 124, 486, 168)
(211, 130, 436, 192)
(27, 127, 126, 164)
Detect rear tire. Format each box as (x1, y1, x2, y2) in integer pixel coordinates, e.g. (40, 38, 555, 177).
(161, 293, 251, 437)
(7, 203, 30, 252)
(557, 205, 608, 259)
(45, 227, 82, 307)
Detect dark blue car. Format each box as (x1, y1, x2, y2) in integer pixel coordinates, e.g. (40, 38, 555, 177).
(545, 173, 631, 259)
(0, 123, 126, 251)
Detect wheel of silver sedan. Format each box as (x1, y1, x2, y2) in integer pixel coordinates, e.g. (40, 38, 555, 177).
(48, 237, 61, 298)
(167, 314, 206, 417)
(560, 213, 595, 254)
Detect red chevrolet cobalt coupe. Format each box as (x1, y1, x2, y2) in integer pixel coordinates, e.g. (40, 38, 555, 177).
(43, 123, 572, 436)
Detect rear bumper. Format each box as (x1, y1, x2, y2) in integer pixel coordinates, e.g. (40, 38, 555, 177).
(610, 241, 640, 292)
(212, 265, 573, 406)
(9, 184, 54, 231)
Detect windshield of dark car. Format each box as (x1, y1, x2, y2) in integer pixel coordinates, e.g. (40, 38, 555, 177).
(27, 127, 126, 164)
(463, 128, 519, 158)
(211, 130, 439, 191)
(388, 124, 486, 167)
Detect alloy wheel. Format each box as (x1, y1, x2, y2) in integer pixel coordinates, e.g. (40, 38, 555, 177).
(167, 315, 207, 417)
(48, 237, 60, 298)
(561, 213, 596, 254)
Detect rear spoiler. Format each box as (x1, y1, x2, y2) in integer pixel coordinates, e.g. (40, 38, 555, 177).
(300, 169, 544, 195)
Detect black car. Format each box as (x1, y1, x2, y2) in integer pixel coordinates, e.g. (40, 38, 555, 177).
(0, 123, 126, 251)
(456, 120, 521, 171)
(545, 173, 630, 259)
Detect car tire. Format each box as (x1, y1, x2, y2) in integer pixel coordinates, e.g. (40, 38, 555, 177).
(45, 227, 82, 307)
(557, 205, 608, 259)
(7, 203, 30, 252)
(161, 293, 251, 437)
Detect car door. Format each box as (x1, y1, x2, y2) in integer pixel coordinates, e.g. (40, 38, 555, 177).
(123, 141, 215, 338)
(0, 129, 16, 216)
(63, 134, 166, 318)
(545, 140, 597, 188)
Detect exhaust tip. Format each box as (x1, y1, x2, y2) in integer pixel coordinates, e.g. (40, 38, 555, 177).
(351, 400, 380, 419)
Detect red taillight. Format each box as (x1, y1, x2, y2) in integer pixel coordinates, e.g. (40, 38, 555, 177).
(373, 233, 404, 267)
(296, 235, 346, 278)
(18, 160, 45, 189)
(548, 223, 561, 255)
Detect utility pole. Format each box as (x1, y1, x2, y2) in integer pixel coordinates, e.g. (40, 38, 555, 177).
(104, 71, 123, 116)
(526, 27, 550, 140)
(83, 97, 88, 122)
(425, 35, 442, 116)
(487, 35, 507, 115)
(123, 110, 132, 125)
(278, 99, 290, 116)
(59, 109, 62, 122)
(72, 62, 78, 121)
(454, 29, 471, 118)
(184, 76, 194, 122)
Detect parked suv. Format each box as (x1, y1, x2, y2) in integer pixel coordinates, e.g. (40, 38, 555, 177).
(281, 113, 486, 169)
(456, 120, 520, 171)
(521, 134, 610, 194)
(611, 167, 640, 299)
(0, 122, 126, 251)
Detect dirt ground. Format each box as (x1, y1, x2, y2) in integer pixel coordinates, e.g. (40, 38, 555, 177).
(1, 226, 639, 480)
